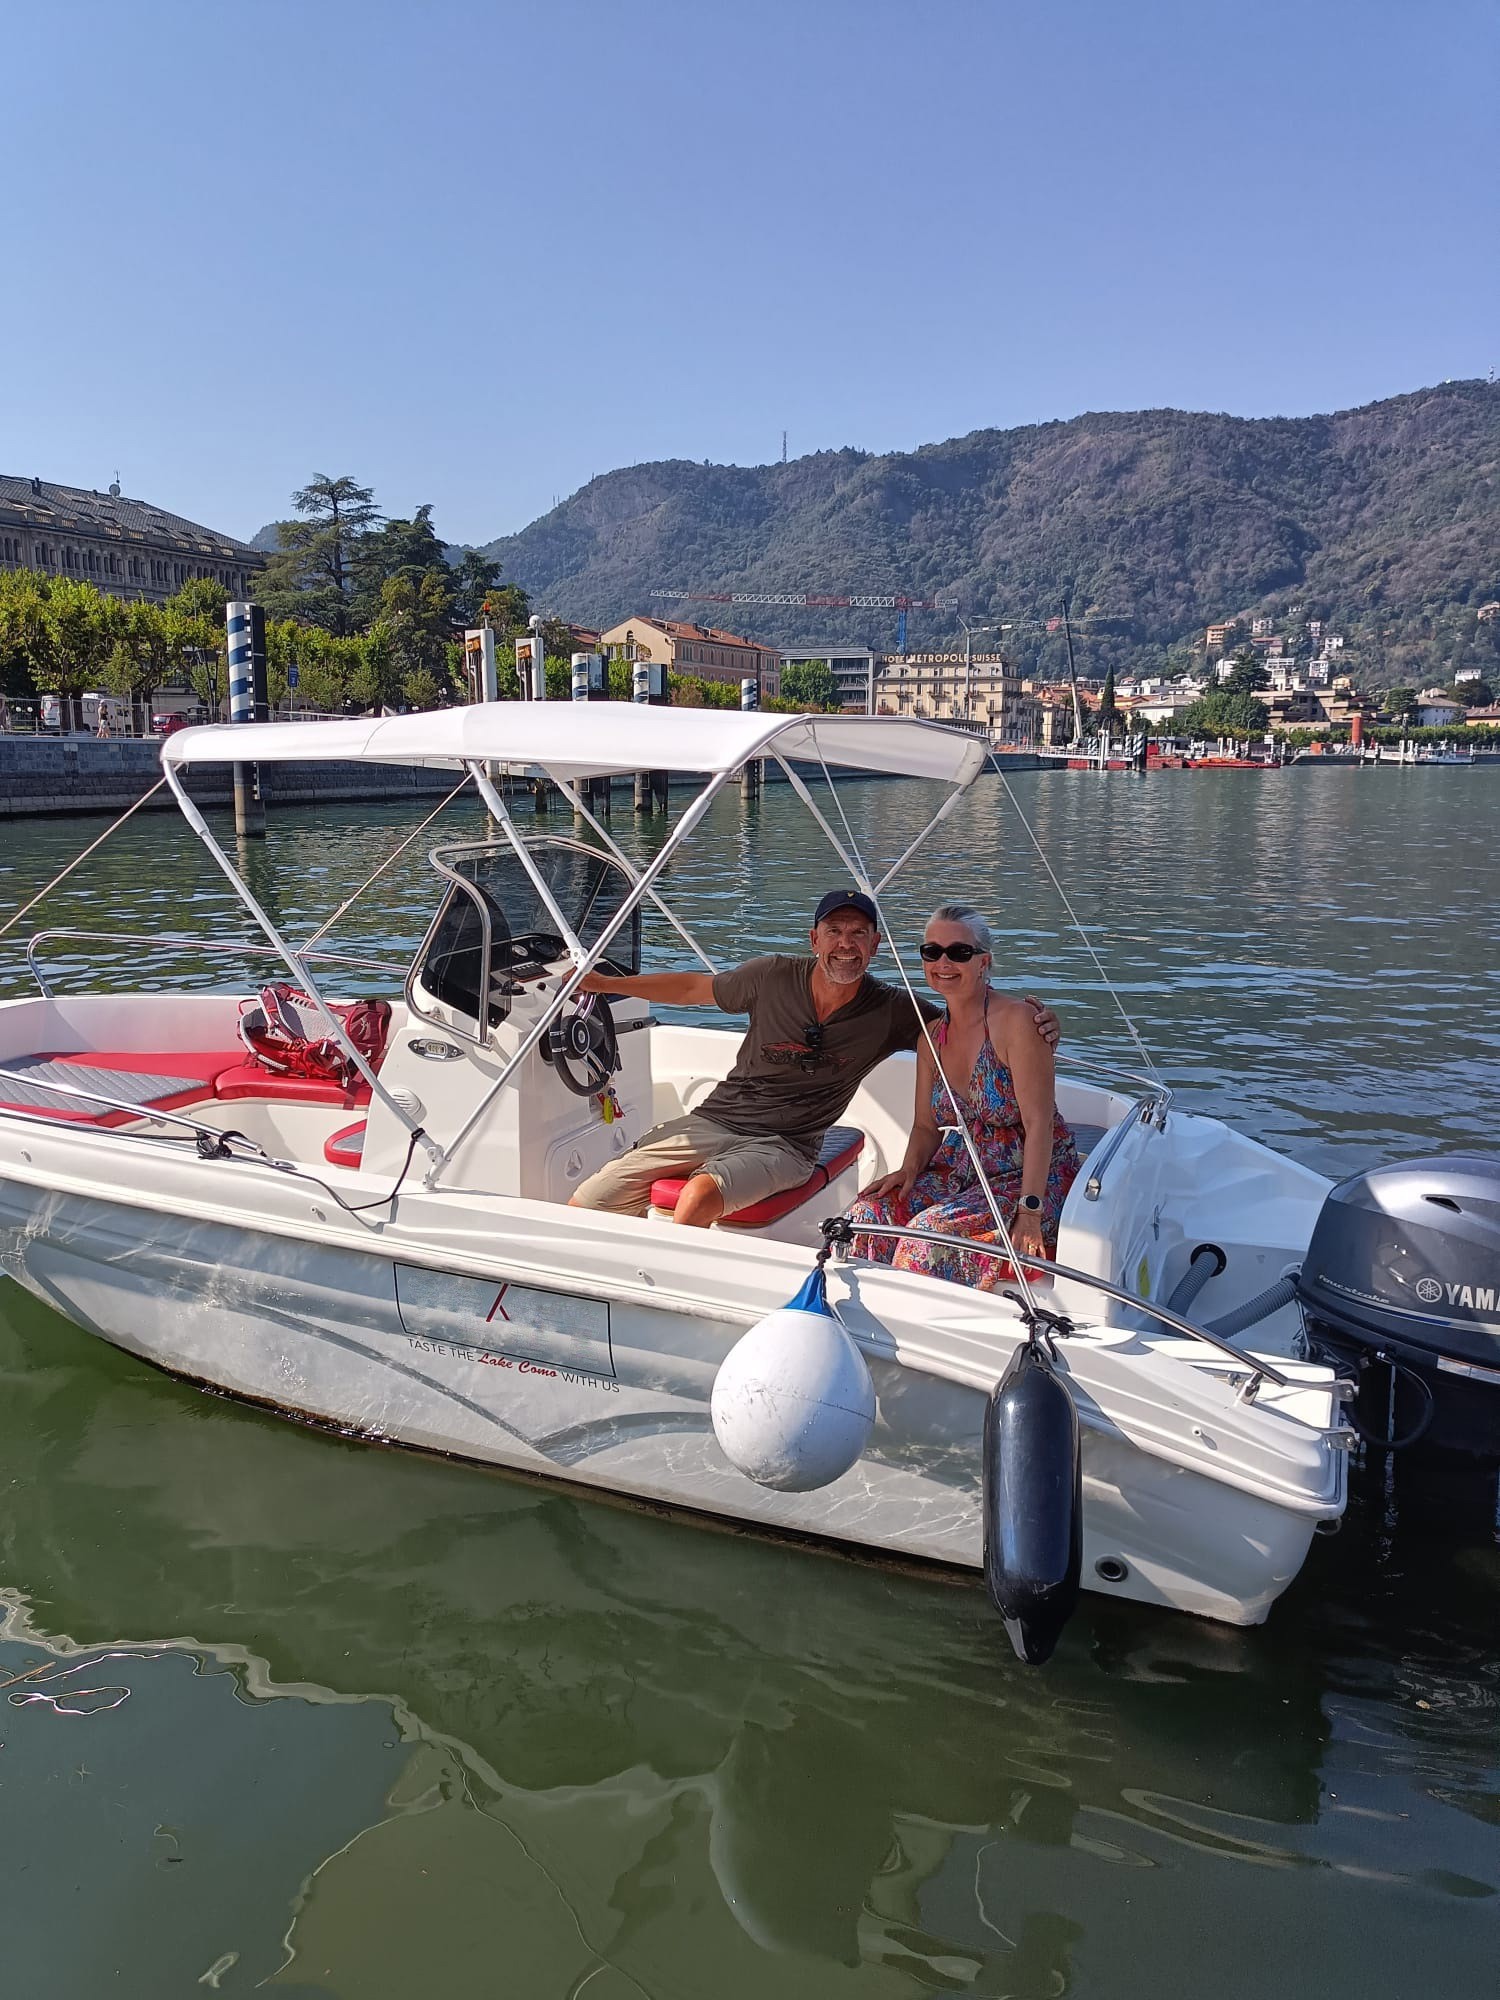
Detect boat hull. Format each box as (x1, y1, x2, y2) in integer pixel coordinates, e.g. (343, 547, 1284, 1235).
(0, 1171, 1332, 1630)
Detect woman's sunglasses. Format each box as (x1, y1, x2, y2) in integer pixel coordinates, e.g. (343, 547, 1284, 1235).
(919, 941, 983, 963)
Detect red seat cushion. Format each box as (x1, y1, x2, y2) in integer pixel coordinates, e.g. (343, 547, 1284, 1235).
(215, 1062, 370, 1107)
(650, 1126, 864, 1228)
(0, 1049, 240, 1126)
(324, 1120, 367, 1169)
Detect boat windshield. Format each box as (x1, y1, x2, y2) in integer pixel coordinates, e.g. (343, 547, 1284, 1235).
(414, 838, 642, 1029)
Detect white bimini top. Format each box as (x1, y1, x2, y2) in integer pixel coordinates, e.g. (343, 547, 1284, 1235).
(160, 706, 986, 786)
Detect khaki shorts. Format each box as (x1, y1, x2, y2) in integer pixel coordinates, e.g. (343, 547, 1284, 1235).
(569, 1111, 816, 1218)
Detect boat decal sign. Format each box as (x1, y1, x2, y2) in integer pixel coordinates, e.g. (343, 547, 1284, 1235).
(394, 1263, 615, 1377)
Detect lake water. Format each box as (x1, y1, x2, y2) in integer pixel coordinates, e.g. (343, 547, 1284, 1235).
(1, 768, 1498, 1996)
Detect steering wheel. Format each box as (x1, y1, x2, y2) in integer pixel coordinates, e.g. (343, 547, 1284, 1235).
(543, 994, 620, 1097)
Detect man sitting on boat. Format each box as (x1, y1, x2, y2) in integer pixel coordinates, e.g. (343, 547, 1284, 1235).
(569, 889, 1060, 1227)
(848, 902, 1081, 1285)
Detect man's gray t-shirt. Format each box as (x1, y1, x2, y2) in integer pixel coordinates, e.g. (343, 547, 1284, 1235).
(702, 955, 942, 1155)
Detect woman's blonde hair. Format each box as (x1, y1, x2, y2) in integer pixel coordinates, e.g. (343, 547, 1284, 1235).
(926, 902, 993, 954)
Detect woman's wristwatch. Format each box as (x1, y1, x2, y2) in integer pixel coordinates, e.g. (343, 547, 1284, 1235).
(1018, 1194, 1043, 1216)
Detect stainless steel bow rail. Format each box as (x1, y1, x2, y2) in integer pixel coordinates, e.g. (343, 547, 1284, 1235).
(23, 929, 409, 997)
(822, 1217, 1299, 1395)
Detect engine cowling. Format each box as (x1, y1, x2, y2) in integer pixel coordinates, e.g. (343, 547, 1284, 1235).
(1296, 1154, 1500, 1453)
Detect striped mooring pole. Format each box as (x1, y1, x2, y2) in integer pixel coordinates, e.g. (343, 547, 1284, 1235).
(226, 601, 268, 838)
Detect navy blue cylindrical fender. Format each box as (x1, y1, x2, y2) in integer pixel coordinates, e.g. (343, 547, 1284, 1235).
(982, 1339, 1082, 1665)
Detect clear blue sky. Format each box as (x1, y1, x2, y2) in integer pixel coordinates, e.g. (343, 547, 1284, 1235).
(5, 0, 1494, 549)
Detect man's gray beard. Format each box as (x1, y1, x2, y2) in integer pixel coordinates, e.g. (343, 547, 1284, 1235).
(822, 959, 866, 986)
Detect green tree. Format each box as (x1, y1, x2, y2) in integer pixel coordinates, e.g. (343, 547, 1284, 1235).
(371, 572, 455, 709)
(0, 570, 53, 700)
(1223, 648, 1270, 694)
(168, 576, 232, 624)
(778, 659, 840, 710)
(34, 578, 114, 730)
(103, 599, 185, 732)
(399, 665, 446, 710)
(263, 616, 300, 711)
(1095, 666, 1119, 738)
(480, 582, 532, 638)
(255, 475, 381, 634)
(352, 505, 455, 626)
(1382, 685, 1417, 722)
(1180, 689, 1270, 738)
(182, 608, 228, 717)
(451, 550, 503, 627)
(291, 626, 354, 714)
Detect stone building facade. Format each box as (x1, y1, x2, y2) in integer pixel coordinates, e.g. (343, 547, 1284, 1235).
(873, 652, 1031, 740)
(601, 615, 781, 699)
(0, 475, 263, 605)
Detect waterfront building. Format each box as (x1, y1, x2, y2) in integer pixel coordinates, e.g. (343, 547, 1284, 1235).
(1132, 688, 1202, 728)
(1416, 691, 1465, 728)
(871, 652, 1030, 739)
(601, 616, 780, 698)
(778, 645, 879, 711)
(0, 475, 263, 605)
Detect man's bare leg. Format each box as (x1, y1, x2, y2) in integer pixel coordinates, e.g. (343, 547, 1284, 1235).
(672, 1173, 726, 1227)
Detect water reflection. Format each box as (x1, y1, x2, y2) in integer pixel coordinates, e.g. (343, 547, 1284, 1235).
(0, 1285, 1496, 1995)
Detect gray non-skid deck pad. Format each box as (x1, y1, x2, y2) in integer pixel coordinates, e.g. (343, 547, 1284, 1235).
(0, 1056, 207, 1115)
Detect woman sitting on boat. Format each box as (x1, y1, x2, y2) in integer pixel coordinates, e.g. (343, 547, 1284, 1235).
(848, 903, 1081, 1287)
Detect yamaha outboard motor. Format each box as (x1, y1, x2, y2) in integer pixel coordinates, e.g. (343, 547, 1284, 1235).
(1297, 1155, 1500, 1456)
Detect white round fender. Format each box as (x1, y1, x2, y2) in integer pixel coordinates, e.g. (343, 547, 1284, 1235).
(711, 1268, 876, 1492)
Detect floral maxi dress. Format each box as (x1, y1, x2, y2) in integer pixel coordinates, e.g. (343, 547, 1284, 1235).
(847, 1016, 1081, 1290)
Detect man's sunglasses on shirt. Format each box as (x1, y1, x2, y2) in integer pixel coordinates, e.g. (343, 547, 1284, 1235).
(918, 941, 983, 963)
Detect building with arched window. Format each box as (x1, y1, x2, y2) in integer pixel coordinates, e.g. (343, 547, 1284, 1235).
(0, 475, 263, 605)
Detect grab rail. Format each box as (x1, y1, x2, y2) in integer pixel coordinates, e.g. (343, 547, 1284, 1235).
(833, 1220, 1295, 1392)
(24, 929, 408, 998)
(1058, 1050, 1173, 1119)
(1080, 1101, 1152, 1201)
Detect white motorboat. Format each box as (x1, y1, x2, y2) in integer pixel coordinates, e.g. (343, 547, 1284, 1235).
(0, 706, 1361, 1659)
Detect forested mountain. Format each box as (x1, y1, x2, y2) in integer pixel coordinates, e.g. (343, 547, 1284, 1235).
(477, 381, 1500, 687)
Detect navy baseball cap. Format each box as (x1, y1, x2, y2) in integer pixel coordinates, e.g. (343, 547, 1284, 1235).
(813, 888, 879, 928)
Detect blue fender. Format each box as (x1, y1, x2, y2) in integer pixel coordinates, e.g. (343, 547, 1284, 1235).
(982, 1339, 1082, 1665)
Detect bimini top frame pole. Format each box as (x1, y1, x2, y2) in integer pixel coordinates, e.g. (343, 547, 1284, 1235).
(426, 744, 988, 1192)
(161, 760, 442, 1166)
(421, 762, 742, 1189)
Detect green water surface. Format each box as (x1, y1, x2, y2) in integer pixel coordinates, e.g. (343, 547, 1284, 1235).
(0, 768, 1496, 1997)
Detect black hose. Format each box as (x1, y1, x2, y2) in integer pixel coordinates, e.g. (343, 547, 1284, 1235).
(1353, 1357, 1436, 1451)
(1205, 1273, 1300, 1340)
(1166, 1243, 1227, 1316)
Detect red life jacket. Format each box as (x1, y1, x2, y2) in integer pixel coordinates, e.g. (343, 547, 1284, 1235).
(237, 984, 391, 1088)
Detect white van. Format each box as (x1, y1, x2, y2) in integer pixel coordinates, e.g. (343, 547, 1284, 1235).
(40, 692, 132, 734)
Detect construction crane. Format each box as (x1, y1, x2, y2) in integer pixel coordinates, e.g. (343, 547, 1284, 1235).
(648, 586, 955, 654)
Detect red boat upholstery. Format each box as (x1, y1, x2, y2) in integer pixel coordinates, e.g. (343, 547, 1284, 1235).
(214, 1062, 369, 1107)
(0, 1020, 387, 1126)
(649, 1125, 864, 1229)
(0, 1049, 239, 1126)
(323, 1120, 367, 1169)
